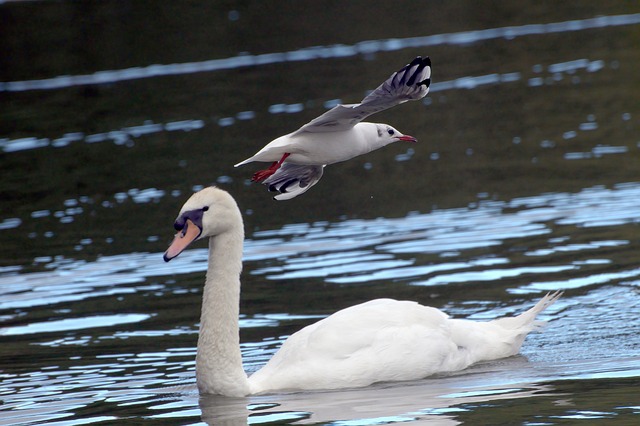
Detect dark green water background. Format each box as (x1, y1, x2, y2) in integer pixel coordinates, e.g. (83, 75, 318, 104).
(1, 1, 639, 424)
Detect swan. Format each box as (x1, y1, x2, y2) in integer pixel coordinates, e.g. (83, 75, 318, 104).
(163, 186, 562, 396)
(234, 56, 431, 200)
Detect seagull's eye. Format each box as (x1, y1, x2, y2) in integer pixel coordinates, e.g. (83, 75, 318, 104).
(387, 129, 395, 136)
(202, 206, 209, 212)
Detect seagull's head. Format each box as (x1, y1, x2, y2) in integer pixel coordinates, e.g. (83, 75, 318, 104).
(375, 124, 417, 146)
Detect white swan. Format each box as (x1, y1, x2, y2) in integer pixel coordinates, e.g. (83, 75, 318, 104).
(234, 56, 432, 200)
(163, 187, 562, 397)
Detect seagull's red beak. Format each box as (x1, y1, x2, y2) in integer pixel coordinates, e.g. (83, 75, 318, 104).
(397, 135, 417, 143)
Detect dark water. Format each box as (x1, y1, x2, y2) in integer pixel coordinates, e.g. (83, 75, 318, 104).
(1, 1, 640, 424)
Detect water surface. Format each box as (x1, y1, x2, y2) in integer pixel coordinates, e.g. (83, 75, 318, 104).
(1, 1, 639, 424)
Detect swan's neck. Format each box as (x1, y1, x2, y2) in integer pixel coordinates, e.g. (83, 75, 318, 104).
(196, 227, 250, 396)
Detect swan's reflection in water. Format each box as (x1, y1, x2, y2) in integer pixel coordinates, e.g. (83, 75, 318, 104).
(199, 395, 251, 426)
(199, 357, 551, 425)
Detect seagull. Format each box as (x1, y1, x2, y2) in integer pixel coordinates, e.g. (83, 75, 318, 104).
(234, 56, 432, 200)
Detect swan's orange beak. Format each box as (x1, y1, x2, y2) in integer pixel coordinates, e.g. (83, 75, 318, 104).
(163, 219, 202, 262)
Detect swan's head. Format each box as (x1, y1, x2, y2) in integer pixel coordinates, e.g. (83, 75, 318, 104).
(163, 187, 241, 262)
(373, 124, 417, 147)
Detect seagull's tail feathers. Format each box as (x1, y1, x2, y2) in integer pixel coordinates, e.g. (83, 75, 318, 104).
(262, 163, 325, 201)
(234, 158, 252, 168)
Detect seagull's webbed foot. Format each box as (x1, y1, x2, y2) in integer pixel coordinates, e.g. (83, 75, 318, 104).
(251, 153, 291, 182)
(252, 162, 278, 182)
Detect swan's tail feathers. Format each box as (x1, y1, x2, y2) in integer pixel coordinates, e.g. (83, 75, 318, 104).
(262, 163, 325, 201)
(493, 290, 563, 332)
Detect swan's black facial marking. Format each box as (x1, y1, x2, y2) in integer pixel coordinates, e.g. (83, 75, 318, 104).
(174, 206, 209, 232)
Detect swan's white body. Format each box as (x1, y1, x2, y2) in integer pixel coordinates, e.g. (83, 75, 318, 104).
(234, 56, 432, 200)
(164, 187, 562, 397)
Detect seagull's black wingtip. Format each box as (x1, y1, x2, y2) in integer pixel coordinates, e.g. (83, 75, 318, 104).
(409, 57, 422, 66)
(412, 56, 431, 67)
(404, 56, 432, 86)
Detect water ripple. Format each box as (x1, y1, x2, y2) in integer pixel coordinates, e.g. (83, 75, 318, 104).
(3, 183, 639, 309)
(2, 13, 638, 92)
(0, 57, 610, 154)
(0, 314, 151, 336)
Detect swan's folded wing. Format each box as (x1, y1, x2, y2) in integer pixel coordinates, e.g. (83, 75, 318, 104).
(293, 56, 431, 135)
(262, 163, 324, 200)
(249, 299, 457, 392)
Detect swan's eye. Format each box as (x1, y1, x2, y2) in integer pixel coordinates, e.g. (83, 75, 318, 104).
(202, 206, 209, 212)
(387, 129, 395, 135)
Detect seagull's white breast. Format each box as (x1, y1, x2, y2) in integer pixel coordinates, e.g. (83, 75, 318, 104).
(252, 123, 382, 166)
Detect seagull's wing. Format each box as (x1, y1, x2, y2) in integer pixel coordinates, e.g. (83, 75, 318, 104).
(293, 56, 431, 134)
(262, 163, 325, 200)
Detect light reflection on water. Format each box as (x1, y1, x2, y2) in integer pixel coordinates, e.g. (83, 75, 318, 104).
(3, 182, 638, 311)
(1, 183, 640, 423)
(1, 13, 638, 93)
(0, 56, 616, 155)
(1, 314, 151, 336)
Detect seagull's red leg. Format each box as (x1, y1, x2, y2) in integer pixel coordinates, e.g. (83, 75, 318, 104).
(252, 153, 291, 182)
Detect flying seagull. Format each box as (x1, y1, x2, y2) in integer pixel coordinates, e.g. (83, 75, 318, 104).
(234, 56, 431, 200)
